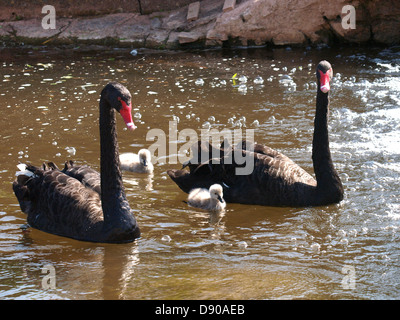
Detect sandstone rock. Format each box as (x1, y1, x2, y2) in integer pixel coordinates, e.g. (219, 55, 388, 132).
(187, 1, 200, 22)
(0, 0, 399, 49)
(178, 31, 201, 44)
(223, 0, 236, 12)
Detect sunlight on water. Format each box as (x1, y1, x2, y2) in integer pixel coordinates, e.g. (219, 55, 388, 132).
(0, 45, 400, 299)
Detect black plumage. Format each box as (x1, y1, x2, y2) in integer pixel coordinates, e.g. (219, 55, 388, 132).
(12, 82, 140, 243)
(167, 61, 344, 207)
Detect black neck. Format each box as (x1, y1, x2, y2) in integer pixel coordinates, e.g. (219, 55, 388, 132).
(312, 88, 343, 202)
(99, 99, 128, 221)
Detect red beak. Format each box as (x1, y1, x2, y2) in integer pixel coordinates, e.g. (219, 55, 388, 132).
(119, 99, 136, 131)
(318, 69, 331, 93)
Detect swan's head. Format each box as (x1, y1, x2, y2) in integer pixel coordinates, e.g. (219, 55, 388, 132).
(101, 82, 136, 130)
(138, 149, 152, 167)
(316, 60, 333, 94)
(209, 184, 224, 203)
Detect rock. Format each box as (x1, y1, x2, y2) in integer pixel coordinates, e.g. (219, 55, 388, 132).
(187, 1, 201, 21)
(0, 0, 399, 49)
(223, 0, 236, 12)
(178, 31, 201, 44)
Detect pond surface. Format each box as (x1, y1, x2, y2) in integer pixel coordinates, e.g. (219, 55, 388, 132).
(0, 44, 399, 299)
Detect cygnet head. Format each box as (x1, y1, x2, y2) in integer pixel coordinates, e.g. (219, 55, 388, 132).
(138, 149, 151, 167)
(209, 184, 224, 203)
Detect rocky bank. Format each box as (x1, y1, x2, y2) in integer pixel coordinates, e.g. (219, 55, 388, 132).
(0, 0, 399, 49)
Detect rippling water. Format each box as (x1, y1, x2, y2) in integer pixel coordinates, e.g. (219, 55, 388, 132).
(0, 45, 399, 299)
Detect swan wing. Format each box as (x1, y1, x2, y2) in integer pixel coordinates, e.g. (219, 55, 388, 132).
(61, 161, 101, 195)
(12, 164, 103, 240)
(168, 142, 316, 206)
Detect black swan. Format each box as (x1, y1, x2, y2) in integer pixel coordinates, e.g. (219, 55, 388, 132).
(167, 60, 344, 207)
(12, 82, 141, 243)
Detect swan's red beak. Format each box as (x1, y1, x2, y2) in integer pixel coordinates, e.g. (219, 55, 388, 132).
(119, 99, 136, 131)
(319, 69, 331, 93)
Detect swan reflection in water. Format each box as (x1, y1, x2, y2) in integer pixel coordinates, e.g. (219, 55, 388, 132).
(123, 173, 154, 192)
(19, 230, 140, 299)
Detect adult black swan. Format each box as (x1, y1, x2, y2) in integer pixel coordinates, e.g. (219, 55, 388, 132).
(12, 82, 141, 243)
(167, 61, 344, 207)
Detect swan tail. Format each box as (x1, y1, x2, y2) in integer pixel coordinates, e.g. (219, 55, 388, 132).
(13, 164, 43, 214)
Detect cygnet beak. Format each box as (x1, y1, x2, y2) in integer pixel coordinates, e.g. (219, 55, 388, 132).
(217, 195, 224, 203)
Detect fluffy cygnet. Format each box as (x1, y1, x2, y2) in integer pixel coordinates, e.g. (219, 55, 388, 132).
(120, 149, 154, 173)
(187, 184, 226, 212)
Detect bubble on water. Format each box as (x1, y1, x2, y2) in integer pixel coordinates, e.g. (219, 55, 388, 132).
(238, 241, 248, 248)
(65, 147, 76, 156)
(253, 76, 264, 85)
(338, 229, 347, 238)
(161, 235, 171, 242)
(238, 84, 247, 94)
(234, 120, 243, 128)
(195, 78, 204, 86)
(349, 229, 358, 237)
(238, 75, 247, 83)
(202, 121, 211, 129)
(310, 243, 321, 253)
